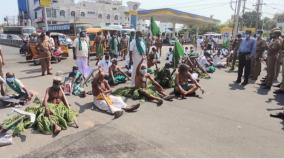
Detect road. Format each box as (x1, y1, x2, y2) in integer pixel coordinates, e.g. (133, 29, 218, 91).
(0, 45, 284, 157)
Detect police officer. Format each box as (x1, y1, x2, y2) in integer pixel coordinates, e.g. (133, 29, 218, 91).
(261, 28, 282, 89)
(230, 34, 242, 71)
(274, 34, 284, 94)
(251, 30, 267, 80)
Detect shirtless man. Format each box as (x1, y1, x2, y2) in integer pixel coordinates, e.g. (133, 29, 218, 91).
(155, 34, 163, 57)
(108, 58, 130, 85)
(175, 64, 204, 98)
(145, 33, 153, 54)
(147, 47, 160, 71)
(92, 70, 140, 119)
(43, 77, 78, 134)
(95, 32, 105, 65)
(120, 33, 128, 60)
(135, 57, 174, 105)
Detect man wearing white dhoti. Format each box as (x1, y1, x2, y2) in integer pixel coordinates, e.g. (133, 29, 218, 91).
(92, 70, 140, 119)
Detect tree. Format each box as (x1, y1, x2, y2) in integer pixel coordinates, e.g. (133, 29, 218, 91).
(241, 11, 261, 28)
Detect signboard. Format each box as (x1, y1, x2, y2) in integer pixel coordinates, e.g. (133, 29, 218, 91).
(40, 0, 51, 7)
(48, 24, 71, 31)
(130, 15, 137, 29)
(18, 0, 28, 12)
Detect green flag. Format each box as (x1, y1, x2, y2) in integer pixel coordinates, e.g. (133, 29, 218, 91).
(150, 17, 160, 36)
(173, 40, 185, 68)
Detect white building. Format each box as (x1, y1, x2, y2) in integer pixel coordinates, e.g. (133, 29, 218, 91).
(26, 0, 138, 28)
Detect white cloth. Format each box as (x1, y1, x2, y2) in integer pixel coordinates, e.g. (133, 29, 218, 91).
(198, 55, 209, 70)
(98, 59, 112, 75)
(73, 38, 89, 57)
(93, 95, 127, 114)
(212, 55, 222, 66)
(166, 51, 173, 64)
(48, 36, 55, 49)
(76, 56, 91, 78)
(191, 73, 199, 81)
(130, 39, 146, 86)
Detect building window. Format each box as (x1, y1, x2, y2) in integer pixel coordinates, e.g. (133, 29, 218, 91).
(71, 11, 75, 17)
(98, 14, 102, 19)
(52, 9, 57, 18)
(107, 14, 110, 20)
(87, 11, 95, 15)
(81, 12, 85, 17)
(114, 15, 118, 20)
(60, 10, 65, 17)
(112, 8, 117, 10)
(46, 8, 52, 18)
(35, 12, 37, 19)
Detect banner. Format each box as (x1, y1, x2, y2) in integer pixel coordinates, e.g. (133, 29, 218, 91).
(40, 0, 51, 7)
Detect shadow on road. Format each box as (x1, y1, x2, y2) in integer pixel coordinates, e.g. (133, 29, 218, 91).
(266, 94, 284, 106)
(256, 87, 269, 95)
(21, 68, 42, 74)
(228, 83, 245, 90)
(18, 75, 43, 80)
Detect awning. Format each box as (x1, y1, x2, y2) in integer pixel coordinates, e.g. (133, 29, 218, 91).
(86, 28, 103, 33)
(135, 8, 220, 26)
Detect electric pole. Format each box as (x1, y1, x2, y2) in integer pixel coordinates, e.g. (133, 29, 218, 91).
(240, 0, 246, 31)
(255, 0, 263, 30)
(233, 0, 242, 37)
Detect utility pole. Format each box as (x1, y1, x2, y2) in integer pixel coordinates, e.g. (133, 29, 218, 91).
(233, 0, 242, 37)
(240, 0, 246, 31)
(255, 0, 262, 30)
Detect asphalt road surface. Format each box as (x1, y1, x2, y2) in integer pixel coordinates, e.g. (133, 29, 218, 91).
(0, 45, 284, 157)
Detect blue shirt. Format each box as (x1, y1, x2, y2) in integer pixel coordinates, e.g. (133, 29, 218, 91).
(238, 37, 256, 54)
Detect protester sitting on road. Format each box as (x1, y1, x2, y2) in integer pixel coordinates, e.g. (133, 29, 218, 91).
(98, 53, 112, 78)
(135, 57, 174, 105)
(92, 70, 140, 119)
(212, 50, 226, 68)
(197, 53, 216, 73)
(5, 72, 33, 102)
(108, 58, 130, 86)
(42, 76, 78, 135)
(175, 64, 204, 98)
(147, 47, 160, 72)
(64, 66, 86, 97)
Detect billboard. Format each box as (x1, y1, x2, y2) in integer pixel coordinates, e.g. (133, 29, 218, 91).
(18, 0, 28, 12)
(40, 0, 51, 7)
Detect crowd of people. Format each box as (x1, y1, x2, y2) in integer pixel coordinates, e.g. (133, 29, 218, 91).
(1, 26, 284, 136)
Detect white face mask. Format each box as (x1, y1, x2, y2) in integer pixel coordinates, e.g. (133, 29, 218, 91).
(256, 34, 260, 38)
(6, 77, 15, 83)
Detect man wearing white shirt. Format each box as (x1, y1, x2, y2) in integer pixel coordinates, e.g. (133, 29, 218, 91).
(73, 31, 90, 78)
(129, 31, 146, 86)
(98, 53, 112, 77)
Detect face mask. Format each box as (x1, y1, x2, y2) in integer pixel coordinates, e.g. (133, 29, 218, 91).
(74, 70, 78, 74)
(140, 69, 147, 75)
(256, 34, 260, 38)
(138, 37, 143, 40)
(6, 77, 15, 83)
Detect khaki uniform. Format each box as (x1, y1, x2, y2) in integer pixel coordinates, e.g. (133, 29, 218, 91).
(275, 37, 284, 80)
(279, 38, 284, 90)
(37, 37, 51, 75)
(251, 38, 267, 79)
(265, 38, 282, 87)
(230, 38, 242, 70)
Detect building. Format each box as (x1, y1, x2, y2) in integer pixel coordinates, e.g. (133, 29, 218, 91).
(21, 0, 136, 29)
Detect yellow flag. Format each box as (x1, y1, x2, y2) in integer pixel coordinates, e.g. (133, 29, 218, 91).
(40, 0, 51, 7)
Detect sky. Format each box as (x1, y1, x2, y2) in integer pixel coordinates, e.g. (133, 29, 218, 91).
(0, 0, 283, 23)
